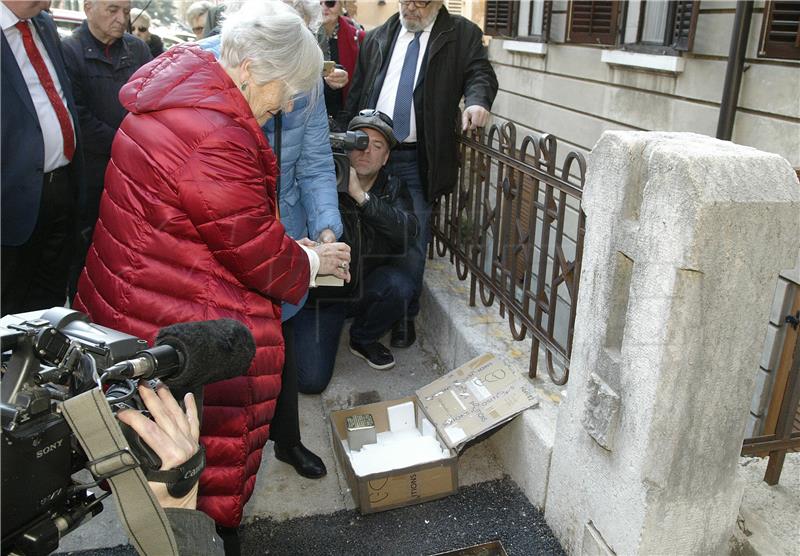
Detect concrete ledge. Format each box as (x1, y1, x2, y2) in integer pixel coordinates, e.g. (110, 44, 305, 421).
(502, 40, 548, 56)
(601, 49, 685, 74)
(419, 255, 565, 509)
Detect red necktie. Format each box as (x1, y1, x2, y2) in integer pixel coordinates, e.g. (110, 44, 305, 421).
(15, 20, 75, 161)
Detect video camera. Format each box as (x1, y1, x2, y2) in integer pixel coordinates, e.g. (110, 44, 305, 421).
(0, 308, 254, 556)
(330, 130, 369, 192)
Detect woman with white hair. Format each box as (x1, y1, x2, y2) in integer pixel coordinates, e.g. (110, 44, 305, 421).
(74, 1, 350, 549)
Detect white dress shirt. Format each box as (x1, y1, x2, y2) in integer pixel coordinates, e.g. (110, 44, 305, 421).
(375, 19, 436, 144)
(1, 3, 74, 172)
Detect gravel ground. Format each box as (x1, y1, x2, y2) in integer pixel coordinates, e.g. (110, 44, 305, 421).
(63, 478, 564, 556)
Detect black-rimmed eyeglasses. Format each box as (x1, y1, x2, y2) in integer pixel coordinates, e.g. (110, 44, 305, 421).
(321, 0, 337, 7)
(358, 109, 394, 128)
(136, 26, 148, 32)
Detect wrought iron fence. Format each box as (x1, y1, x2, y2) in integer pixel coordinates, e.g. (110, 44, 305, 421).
(430, 122, 586, 385)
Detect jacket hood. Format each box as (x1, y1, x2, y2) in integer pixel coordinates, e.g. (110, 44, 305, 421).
(119, 44, 248, 120)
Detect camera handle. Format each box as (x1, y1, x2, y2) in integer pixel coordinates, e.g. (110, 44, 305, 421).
(61, 388, 179, 556)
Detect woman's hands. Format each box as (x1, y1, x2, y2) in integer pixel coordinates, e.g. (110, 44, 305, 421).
(117, 384, 201, 510)
(297, 238, 351, 282)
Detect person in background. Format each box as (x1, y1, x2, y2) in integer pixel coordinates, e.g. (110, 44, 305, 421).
(345, 0, 498, 349)
(130, 7, 163, 58)
(318, 0, 363, 129)
(295, 110, 418, 391)
(341, 0, 364, 30)
(186, 0, 212, 40)
(1, 0, 83, 315)
(199, 0, 341, 484)
(61, 0, 151, 301)
(73, 2, 351, 554)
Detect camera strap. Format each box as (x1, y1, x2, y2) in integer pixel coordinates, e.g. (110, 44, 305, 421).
(61, 388, 179, 556)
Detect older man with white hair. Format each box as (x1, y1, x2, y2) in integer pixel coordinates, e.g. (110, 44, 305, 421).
(61, 0, 151, 300)
(346, 0, 498, 349)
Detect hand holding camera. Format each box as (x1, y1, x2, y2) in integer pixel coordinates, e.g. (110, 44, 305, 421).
(117, 384, 201, 510)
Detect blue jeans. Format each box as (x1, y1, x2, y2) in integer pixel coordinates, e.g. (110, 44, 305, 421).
(386, 150, 431, 318)
(294, 265, 415, 394)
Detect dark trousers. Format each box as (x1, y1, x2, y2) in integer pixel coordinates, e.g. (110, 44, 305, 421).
(269, 319, 300, 447)
(1, 167, 75, 316)
(386, 149, 431, 318)
(293, 265, 415, 394)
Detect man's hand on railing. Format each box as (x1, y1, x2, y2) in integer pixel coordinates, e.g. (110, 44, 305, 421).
(462, 105, 490, 132)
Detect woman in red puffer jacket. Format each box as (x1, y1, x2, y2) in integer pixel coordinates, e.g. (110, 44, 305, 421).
(75, 2, 350, 532)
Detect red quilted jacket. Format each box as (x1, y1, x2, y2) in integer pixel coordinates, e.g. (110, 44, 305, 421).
(74, 45, 310, 527)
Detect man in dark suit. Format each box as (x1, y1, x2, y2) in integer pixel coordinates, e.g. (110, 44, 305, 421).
(1, 0, 83, 315)
(62, 0, 151, 299)
(345, 0, 497, 347)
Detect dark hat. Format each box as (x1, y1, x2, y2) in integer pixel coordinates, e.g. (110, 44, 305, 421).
(348, 110, 398, 149)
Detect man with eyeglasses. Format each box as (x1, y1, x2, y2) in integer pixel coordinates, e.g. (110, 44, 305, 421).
(61, 0, 151, 300)
(293, 110, 419, 388)
(345, 0, 497, 349)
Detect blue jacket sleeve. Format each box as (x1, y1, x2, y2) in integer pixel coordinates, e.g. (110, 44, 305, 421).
(294, 86, 343, 240)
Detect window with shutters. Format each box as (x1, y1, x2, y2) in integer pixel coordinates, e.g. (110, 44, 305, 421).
(621, 1, 700, 53)
(567, 1, 621, 45)
(484, 0, 553, 40)
(759, 1, 800, 60)
(484, 1, 516, 37)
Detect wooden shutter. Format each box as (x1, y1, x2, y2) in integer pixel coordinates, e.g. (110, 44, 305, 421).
(671, 0, 700, 51)
(485, 1, 516, 37)
(760, 1, 800, 60)
(445, 0, 463, 17)
(542, 0, 554, 40)
(568, 1, 620, 45)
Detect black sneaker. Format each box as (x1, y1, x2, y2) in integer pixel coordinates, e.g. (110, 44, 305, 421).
(349, 340, 396, 370)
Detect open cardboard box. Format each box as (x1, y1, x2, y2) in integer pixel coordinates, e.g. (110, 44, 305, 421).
(330, 353, 539, 514)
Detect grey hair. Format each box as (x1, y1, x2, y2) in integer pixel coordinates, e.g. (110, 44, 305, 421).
(186, 1, 213, 22)
(129, 8, 150, 27)
(283, 0, 323, 33)
(220, 0, 322, 99)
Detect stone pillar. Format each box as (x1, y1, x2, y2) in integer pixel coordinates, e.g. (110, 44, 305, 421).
(544, 132, 800, 555)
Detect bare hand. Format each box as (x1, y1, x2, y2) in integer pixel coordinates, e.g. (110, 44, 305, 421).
(117, 384, 200, 510)
(324, 68, 349, 90)
(318, 228, 336, 244)
(461, 105, 490, 132)
(313, 241, 351, 282)
(347, 167, 366, 205)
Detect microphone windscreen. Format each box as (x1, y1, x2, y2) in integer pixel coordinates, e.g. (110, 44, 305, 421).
(154, 319, 255, 390)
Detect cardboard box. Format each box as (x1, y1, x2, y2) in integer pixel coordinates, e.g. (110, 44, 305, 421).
(330, 353, 538, 514)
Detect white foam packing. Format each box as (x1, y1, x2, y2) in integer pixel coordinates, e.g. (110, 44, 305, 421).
(345, 427, 450, 477)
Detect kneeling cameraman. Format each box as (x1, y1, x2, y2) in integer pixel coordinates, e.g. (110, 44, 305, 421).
(293, 111, 419, 392)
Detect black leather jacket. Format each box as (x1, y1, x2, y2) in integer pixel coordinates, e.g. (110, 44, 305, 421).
(345, 7, 498, 201)
(313, 168, 418, 302)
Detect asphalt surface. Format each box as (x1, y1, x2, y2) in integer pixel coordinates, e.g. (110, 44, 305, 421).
(63, 478, 564, 556)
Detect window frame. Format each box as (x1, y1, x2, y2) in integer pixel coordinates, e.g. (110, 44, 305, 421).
(484, 0, 553, 42)
(758, 0, 800, 60)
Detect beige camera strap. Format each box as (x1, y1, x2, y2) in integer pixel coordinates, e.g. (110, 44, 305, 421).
(61, 389, 178, 556)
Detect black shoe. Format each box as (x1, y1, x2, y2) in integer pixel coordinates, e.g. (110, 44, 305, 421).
(349, 340, 396, 370)
(216, 525, 241, 556)
(390, 319, 416, 348)
(274, 442, 327, 479)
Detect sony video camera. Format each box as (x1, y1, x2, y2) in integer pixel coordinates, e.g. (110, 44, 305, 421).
(330, 130, 369, 192)
(0, 308, 253, 556)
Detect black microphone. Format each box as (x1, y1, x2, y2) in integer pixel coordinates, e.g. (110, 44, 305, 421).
(105, 319, 255, 388)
